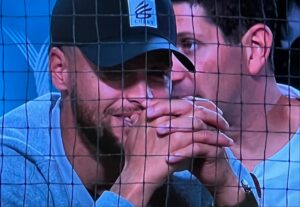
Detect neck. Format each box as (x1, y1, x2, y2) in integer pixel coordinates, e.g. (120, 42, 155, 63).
(222, 78, 300, 170)
(222, 77, 281, 133)
(59, 98, 120, 194)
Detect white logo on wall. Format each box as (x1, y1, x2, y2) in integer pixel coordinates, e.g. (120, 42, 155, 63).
(3, 27, 51, 95)
(128, 0, 158, 28)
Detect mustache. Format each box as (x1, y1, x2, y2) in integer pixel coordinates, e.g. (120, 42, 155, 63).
(104, 107, 144, 116)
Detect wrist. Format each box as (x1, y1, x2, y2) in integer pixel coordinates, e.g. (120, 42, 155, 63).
(212, 179, 258, 207)
(110, 168, 160, 206)
(110, 181, 147, 207)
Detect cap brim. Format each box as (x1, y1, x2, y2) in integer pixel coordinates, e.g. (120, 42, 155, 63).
(79, 36, 195, 72)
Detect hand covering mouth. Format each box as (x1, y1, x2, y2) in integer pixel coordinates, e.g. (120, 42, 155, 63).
(113, 112, 136, 127)
(121, 116, 132, 127)
(114, 112, 141, 127)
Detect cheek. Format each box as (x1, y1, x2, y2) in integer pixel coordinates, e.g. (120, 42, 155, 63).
(171, 72, 196, 97)
(194, 48, 219, 73)
(150, 87, 170, 99)
(218, 46, 243, 74)
(76, 72, 121, 101)
(152, 91, 168, 99)
(195, 59, 218, 73)
(75, 73, 100, 98)
(74, 75, 122, 120)
(194, 72, 220, 100)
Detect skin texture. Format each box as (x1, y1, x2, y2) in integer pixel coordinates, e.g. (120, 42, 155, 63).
(172, 3, 246, 103)
(171, 2, 300, 206)
(50, 46, 234, 206)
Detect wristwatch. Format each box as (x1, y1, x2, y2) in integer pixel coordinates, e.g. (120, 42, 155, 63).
(235, 179, 259, 207)
(212, 177, 260, 207)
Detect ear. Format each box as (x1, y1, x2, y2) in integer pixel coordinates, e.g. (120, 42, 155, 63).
(49, 47, 69, 91)
(241, 23, 273, 75)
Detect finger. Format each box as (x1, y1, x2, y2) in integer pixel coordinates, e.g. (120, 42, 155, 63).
(163, 130, 233, 156)
(146, 115, 177, 128)
(145, 99, 225, 124)
(156, 116, 210, 135)
(192, 106, 229, 129)
(145, 99, 193, 119)
(166, 144, 224, 164)
(183, 96, 223, 115)
(156, 111, 229, 135)
(171, 130, 233, 147)
(131, 110, 147, 126)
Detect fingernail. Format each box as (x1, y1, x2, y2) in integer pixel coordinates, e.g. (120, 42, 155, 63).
(217, 108, 224, 115)
(147, 107, 155, 117)
(192, 97, 208, 102)
(219, 118, 230, 129)
(166, 154, 180, 163)
(224, 120, 230, 128)
(131, 114, 139, 124)
(157, 124, 169, 134)
(182, 96, 194, 101)
(141, 100, 147, 107)
(143, 100, 155, 106)
(220, 132, 234, 145)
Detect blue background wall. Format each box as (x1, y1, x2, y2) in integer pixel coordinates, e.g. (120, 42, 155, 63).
(0, 0, 56, 115)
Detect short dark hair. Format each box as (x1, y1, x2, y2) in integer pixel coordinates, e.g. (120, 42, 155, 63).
(172, 0, 278, 44)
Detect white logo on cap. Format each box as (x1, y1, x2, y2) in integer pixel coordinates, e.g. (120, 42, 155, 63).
(128, 0, 158, 28)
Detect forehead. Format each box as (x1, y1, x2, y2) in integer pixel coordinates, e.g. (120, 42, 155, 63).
(174, 2, 207, 17)
(174, 2, 223, 43)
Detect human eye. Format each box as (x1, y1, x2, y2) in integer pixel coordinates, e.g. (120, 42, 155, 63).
(177, 38, 199, 55)
(147, 69, 170, 85)
(96, 70, 134, 89)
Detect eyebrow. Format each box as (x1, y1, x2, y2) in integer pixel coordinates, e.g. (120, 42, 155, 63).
(177, 32, 204, 39)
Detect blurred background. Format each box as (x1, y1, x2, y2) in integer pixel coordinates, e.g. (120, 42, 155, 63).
(0, 0, 56, 115)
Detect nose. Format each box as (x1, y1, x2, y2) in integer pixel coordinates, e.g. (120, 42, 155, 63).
(171, 55, 189, 83)
(171, 55, 196, 97)
(125, 79, 153, 104)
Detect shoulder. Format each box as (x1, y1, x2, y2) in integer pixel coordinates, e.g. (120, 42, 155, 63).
(277, 84, 300, 132)
(0, 93, 69, 206)
(0, 145, 69, 207)
(0, 93, 62, 158)
(277, 83, 300, 98)
(1, 93, 61, 127)
(0, 144, 54, 206)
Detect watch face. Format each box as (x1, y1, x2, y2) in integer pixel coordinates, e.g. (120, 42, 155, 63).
(240, 178, 259, 207)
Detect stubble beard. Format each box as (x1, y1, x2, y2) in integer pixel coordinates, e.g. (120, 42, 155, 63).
(70, 90, 123, 158)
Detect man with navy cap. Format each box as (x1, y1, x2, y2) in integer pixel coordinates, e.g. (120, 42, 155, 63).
(0, 0, 243, 206)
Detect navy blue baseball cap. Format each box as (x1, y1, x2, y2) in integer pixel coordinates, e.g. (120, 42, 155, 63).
(51, 0, 194, 71)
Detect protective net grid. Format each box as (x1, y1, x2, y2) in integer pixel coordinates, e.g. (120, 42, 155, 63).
(0, 0, 299, 206)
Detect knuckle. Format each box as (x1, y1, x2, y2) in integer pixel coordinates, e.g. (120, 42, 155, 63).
(193, 97, 210, 103)
(170, 132, 182, 140)
(194, 107, 206, 117)
(192, 117, 206, 129)
(198, 130, 216, 140)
